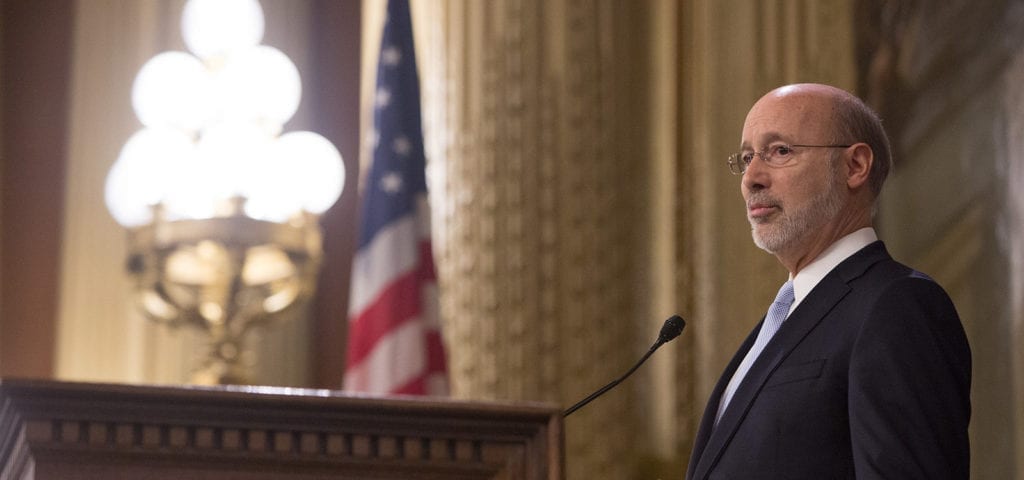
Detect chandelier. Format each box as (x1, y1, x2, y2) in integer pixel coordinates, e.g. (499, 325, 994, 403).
(104, 0, 344, 385)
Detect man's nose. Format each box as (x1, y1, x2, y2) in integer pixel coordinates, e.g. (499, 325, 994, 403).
(742, 154, 770, 191)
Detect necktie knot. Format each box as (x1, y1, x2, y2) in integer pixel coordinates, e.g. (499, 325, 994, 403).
(771, 281, 795, 313)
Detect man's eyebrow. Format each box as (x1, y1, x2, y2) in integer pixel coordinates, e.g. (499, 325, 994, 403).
(740, 132, 788, 150)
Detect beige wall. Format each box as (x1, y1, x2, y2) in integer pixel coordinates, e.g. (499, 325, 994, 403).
(0, 0, 74, 379)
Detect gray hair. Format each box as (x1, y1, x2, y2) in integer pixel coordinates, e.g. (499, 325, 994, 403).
(831, 95, 893, 197)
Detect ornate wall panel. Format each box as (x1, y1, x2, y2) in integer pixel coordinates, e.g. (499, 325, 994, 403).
(415, 1, 648, 478)
(861, 1, 1024, 476)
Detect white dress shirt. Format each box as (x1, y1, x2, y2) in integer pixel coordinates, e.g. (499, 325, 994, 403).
(788, 227, 878, 314)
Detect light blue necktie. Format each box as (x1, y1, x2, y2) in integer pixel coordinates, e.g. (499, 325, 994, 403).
(715, 280, 795, 425)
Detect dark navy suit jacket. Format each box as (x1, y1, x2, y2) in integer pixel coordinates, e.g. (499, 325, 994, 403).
(686, 242, 971, 479)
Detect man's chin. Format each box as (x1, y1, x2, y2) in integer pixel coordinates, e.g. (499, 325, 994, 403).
(751, 228, 785, 253)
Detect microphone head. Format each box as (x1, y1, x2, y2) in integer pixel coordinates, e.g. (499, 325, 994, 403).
(657, 315, 686, 344)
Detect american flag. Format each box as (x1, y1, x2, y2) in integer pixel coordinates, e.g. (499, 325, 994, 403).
(343, 0, 448, 396)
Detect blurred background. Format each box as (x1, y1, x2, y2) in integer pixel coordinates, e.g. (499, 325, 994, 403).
(2, 0, 1022, 478)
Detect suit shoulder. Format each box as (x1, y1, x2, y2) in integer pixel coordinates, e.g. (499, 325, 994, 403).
(849, 257, 963, 342)
(859, 257, 946, 297)
(857, 260, 969, 366)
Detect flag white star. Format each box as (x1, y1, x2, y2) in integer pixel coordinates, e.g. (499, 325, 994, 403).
(392, 136, 412, 156)
(382, 46, 402, 66)
(375, 87, 392, 108)
(380, 171, 404, 194)
(366, 129, 380, 150)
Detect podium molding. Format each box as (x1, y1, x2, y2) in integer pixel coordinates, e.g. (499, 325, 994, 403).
(0, 379, 563, 479)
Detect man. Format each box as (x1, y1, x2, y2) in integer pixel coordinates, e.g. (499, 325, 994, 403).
(686, 84, 971, 479)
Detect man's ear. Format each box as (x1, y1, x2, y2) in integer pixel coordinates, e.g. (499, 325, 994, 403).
(846, 143, 873, 189)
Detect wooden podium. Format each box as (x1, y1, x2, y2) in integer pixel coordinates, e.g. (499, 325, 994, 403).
(0, 379, 563, 479)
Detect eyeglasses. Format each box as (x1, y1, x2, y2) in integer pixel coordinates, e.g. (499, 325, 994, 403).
(727, 143, 851, 175)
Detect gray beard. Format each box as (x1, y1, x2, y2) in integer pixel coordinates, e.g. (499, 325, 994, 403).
(750, 169, 845, 254)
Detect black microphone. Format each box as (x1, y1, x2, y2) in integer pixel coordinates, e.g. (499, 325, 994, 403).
(563, 315, 686, 417)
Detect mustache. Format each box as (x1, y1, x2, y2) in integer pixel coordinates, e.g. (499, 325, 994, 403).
(746, 193, 781, 209)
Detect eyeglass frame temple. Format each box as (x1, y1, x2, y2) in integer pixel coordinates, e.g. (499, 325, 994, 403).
(726, 144, 853, 175)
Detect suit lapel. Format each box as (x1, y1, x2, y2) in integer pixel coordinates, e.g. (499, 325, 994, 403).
(688, 242, 890, 479)
(686, 327, 760, 479)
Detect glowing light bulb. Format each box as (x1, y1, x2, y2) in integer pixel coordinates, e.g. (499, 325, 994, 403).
(106, 128, 195, 226)
(281, 131, 345, 214)
(212, 45, 301, 130)
(132, 51, 212, 133)
(182, 0, 264, 60)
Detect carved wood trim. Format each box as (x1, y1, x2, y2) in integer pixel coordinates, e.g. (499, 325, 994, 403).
(0, 379, 562, 480)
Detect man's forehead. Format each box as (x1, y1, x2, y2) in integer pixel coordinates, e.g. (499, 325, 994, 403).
(741, 93, 834, 142)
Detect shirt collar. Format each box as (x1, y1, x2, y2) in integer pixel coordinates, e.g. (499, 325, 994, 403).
(789, 227, 878, 312)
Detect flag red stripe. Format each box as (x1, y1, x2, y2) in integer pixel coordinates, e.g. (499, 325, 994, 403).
(392, 376, 426, 395)
(391, 331, 447, 396)
(347, 239, 438, 366)
(346, 268, 421, 366)
(416, 240, 437, 281)
(426, 331, 446, 371)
